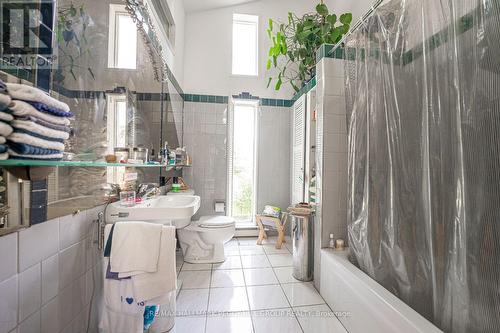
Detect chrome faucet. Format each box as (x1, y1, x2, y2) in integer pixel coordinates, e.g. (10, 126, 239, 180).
(136, 183, 160, 200)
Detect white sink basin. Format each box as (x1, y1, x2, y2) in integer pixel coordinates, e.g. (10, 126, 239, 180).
(105, 195, 200, 224)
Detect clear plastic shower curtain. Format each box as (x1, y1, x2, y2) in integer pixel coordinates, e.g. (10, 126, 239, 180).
(345, 0, 500, 332)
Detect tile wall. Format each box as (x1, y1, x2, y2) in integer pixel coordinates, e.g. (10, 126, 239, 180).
(0, 207, 104, 333)
(183, 102, 292, 220)
(183, 102, 228, 218)
(314, 57, 348, 290)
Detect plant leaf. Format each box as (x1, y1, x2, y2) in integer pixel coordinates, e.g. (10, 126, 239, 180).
(268, 18, 273, 30)
(266, 77, 272, 88)
(339, 13, 353, 25)
(326, 14, 337, 25)
(316, 3, 328, 16)
(275, 77, 282, 90)
(266, 59, 272, 70)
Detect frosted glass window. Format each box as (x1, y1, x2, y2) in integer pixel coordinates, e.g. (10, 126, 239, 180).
(108, 5, 137, 69)
(232, 14, 258, 76)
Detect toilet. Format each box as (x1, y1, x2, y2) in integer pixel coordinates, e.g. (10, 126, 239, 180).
(167, 190, 235, 264)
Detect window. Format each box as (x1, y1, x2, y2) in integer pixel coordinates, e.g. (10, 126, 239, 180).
(232, 14, 258, 76)
(228, 100, 258, 224)
(106, 94, 128, 185)
(108, 4, 137, 69)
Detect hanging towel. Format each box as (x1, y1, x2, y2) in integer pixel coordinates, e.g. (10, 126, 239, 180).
(99, 225, 147, 333)
(0, 122, 13, 137)
(27, 101, 73, 118)
(8, 149, 63, 160)
(7, 132, 65, 151)
(7, 141, 61, 155)
(6, 83, 70, 112)
(110, 221, 163, 277)
(16, 115, 71, 133)
(11, 119, 69, 140)
(131, 226, 177, 302)
(9, 100, 71, 125)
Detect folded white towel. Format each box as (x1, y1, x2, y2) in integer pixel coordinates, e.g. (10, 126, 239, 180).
(8, 149, 63, 160)
(0, 112, 13, 122)
(131, 226, 177, 301)
(100, 226, 147, 333)
(0, 94, 11, 109)
(11, 119, 69, 140)
(0, 137, 5, 144)
(6, 83, 70, 112)
(9, 100, 71, 126)
(0, 152, 7, 160)
(7, 132, 65, 151)
(0, 121, 13, 137)
(110, 222, 163, 276)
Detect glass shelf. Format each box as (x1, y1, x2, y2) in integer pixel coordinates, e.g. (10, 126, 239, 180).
(0, 159, 191, 169)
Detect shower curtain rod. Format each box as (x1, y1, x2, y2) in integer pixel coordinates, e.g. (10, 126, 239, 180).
(332, 0, 385, 52)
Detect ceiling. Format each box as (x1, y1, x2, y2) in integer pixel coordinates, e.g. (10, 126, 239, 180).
(183, 0, 258, 13)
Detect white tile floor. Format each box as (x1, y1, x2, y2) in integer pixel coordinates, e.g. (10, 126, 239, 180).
(171, 237, 348, 333)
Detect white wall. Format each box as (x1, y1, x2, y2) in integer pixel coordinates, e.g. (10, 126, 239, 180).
(166, 0, 186, 85)
(182, 0, 374, 98)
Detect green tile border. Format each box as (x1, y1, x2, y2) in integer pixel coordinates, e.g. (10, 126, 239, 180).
(183, 93, 293, 107)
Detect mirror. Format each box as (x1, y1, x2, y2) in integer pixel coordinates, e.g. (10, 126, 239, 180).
(0, 0, 184, 232)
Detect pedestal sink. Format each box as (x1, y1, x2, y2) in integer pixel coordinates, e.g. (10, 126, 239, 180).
(105, 195, 200, 225)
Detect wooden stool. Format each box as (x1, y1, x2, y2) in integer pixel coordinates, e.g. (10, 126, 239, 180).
(256, 214, 288, 249)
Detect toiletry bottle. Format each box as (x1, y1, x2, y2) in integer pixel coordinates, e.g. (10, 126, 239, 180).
(329, 234, 335, 248)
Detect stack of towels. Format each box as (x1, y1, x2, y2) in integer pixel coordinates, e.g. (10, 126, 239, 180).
(0, 80, 13, 160)
(0, 80, 72, 160)
(100, 222, 177, 333)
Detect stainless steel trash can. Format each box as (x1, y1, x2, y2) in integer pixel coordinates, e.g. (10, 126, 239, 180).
(291, 212, 314, 281)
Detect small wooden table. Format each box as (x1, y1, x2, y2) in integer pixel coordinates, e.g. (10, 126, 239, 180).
(255, 214, 288, 249)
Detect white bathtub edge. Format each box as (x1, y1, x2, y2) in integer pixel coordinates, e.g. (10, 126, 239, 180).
(319, 248, 443, 333)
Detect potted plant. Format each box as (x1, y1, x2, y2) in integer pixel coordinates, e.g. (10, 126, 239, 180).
(266, 1, 352, 92)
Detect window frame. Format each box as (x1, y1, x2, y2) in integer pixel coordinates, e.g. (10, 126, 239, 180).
(108, 4, 138, 70)
(231, 13, 259, 77)
(227, 99, 259, 225)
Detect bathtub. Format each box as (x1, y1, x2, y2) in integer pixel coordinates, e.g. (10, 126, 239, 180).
(319, 248, 443, 333)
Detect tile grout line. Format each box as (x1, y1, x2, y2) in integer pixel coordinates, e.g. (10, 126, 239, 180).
(266, 245, 306, 333)
(239, 251, 256, 333)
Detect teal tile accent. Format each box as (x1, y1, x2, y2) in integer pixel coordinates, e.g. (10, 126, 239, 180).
(277, 99, 284, 107)
(223, 96, 229, 103)
(208, 95, 216, 103)
(216, 96, 224, 103)
(200, 95, 208, 102)
(192, 95, 200, 102)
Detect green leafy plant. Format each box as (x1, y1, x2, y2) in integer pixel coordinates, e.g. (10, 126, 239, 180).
(266, 1, 352, 92)
(55, 3, 95, 83)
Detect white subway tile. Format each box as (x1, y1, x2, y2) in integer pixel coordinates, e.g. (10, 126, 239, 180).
(0, 233, 17, 283)
(18, 219, 59, 272)
(59, 212, 88, 250)
(19, 263, 41, 321)
(18, 311, 40, 333)
(59, 241, 86, 290)
(40, 297, 59, 333)
(0, 275, 18, 333)
(41, 254, 58, 305)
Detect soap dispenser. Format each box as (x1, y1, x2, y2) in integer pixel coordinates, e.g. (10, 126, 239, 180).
(329, 234, 335, 248)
